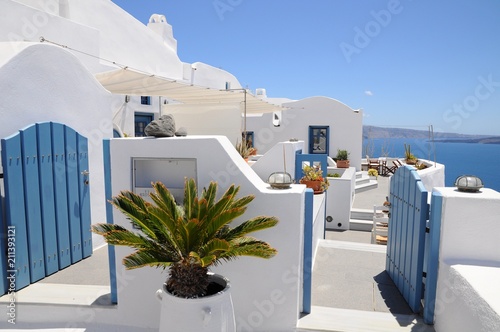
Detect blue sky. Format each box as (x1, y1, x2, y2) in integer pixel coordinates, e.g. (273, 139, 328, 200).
(112, 0, 500, 136)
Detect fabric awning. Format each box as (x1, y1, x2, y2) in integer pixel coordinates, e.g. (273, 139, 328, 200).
(95, 68, 284, 114)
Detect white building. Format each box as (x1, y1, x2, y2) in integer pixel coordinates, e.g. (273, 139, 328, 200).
(1, 2, 498, 332)
(0, 0, 363, 226)
(0, 1, 364, 331)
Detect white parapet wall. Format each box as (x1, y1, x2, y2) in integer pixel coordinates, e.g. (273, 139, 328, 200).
(250, 140, 305, 183)
(432, 187, 500, 332)
(325, 167, 356, 230)
(102, 136, 310, 331)
(415, 159, 445, 193)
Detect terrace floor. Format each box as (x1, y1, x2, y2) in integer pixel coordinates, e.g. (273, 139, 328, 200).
(297, 175, 434, 331)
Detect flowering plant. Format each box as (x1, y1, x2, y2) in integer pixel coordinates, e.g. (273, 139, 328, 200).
(300, 165, 329, 191)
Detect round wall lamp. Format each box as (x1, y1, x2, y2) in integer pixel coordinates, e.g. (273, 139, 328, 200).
(454, 175, 484, 193)
(268, 172, 293, 190)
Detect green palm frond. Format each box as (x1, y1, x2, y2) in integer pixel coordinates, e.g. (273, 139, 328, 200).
(228, 194, 255, 210)
(198, 238, 230, 257)
(123, 249, 176, 270)
(223, 216, 279, 241)
(109, 192, 157, 240)
(208, 184, 240, 219)
(93, 178, 279, 298)
(91, 224, 151, 248)
(183, 178, 197, 220)
(222, 237, 278, 260)
(201, 183, 217, 209)
(149, 182, 180, 222)
(203, 207, 247, 239)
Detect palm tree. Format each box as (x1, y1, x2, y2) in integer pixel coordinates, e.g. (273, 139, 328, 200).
(92, 178, 278, 299)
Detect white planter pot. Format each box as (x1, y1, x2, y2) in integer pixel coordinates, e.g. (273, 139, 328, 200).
(156, 273, 236, 332)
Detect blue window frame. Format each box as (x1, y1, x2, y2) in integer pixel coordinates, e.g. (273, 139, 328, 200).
(135, 113, 154, 137)
(140, 96, 151, 105)
(242, 131, 254, 147)
(308, 126, 329, 155)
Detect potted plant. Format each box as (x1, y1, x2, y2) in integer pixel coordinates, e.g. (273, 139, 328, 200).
(327, 172, 341, 178)
(368, 168, 378, 179)
(335, 149, 350, 168)
(404, 144, 417, 165)
(236, 140, 256, 160)
(92, 179, 278, 332)
(299, 164, 329, 194)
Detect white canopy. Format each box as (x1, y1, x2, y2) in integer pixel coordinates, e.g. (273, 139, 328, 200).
(95, 68, 284, 114)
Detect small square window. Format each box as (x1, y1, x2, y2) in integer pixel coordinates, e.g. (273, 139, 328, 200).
(141, 96, 151, 105)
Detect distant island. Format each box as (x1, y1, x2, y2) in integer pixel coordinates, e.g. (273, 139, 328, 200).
(363, 125, 500, 144)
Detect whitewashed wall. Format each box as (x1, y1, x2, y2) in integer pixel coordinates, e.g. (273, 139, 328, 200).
(250, 140, 305, 183)
(163, 103, 242, 145)
(417, 160, 445, 193)
(432, 187, 500, 332)
(325, 167, 356, 230)
(246, 96, 364, 170)
(0, 43, 113, 242)
(105, 136, 307, 331)
(0, 0, 184, 76)
(0, 0, 185, 139)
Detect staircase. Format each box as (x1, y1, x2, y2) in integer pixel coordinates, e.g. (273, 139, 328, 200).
(349, 208, 374, 231)
(354, 171, 377, 193)
(350, 171, 379, 231)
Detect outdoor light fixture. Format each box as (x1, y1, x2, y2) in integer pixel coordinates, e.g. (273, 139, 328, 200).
(268, 144, 293, 189)
(454, 175, 484, 193)
(267, 172, 293, 190)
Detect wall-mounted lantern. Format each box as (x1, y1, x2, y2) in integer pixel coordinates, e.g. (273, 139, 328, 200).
(454, 175, 484, 193)
(268, 172, 293, 190)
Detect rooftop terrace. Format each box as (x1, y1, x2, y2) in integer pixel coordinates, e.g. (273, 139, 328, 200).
(0, 175, 436, 331)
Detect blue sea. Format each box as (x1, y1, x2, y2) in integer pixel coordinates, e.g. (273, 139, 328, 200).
(363, 138, 500, 192)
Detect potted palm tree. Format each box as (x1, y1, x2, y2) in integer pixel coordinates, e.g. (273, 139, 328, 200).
(92, 178, 278, 332)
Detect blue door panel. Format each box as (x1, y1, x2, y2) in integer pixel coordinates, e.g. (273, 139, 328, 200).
(64, 126, 83, 263)
(77, 134, 92, 258)
(386, 166, 429, 314)
(36, 122, 59, 275)
(1, 134, 30, 290)
(0, 122, 92, 294)
(20, 127, 46, 283)
(51, 123, 72, 269)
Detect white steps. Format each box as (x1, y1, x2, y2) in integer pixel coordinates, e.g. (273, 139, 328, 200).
(355, 171, 378, 193)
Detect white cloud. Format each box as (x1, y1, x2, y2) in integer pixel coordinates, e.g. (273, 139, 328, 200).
(364, 90, 373, 96)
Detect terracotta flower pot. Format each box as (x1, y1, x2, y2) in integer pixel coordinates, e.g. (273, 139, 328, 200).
(336, 160, 350, 168)
(300, 179, 324, 194)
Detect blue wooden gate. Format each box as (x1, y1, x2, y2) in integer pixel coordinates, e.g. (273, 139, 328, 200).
(386, 166, 430, 319)
(0, 122, 92, 294)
